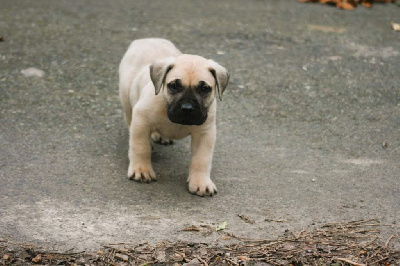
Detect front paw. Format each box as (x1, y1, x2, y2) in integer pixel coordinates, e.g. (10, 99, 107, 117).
(128, 164, 156, 183)
(187, 176, 217, 196)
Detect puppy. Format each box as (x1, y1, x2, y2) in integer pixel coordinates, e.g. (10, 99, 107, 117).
(119, 38, 229, 196)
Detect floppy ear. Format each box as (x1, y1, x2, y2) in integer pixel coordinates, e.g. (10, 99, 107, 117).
(149, 57, 175, 95)
(208, 60, 230, 101)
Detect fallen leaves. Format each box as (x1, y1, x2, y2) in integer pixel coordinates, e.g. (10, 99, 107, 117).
(0, 220, 399, 265)
(97, 219, 399, 265)
(298, 0, 396, 10)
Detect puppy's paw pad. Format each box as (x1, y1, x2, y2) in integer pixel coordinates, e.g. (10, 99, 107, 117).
(151, 132, 173, 145)
(188, 179, 217, 196)
(128, 166, 156, 183)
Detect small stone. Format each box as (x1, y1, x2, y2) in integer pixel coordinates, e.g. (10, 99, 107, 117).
(3, 254, 9, 260)
(21, 67, 45, 77)
(382, 141, 388, 149)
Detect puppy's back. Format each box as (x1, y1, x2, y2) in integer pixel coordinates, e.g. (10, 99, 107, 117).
(119, 38, 181, 97)
(120, 38, 181, 79)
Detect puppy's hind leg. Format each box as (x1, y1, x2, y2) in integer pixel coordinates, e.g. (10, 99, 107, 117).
(120, 90, 132, 127)
(151, 132, 173, 145)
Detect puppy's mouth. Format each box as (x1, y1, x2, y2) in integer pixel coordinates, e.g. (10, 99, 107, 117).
(167, 101, 208, 126)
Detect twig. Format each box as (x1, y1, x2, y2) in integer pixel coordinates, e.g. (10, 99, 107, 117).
(264, 219, 286, 223)
(363, 235, 379, 247)
(295, 229, 306, 239)
(346, 223, 381, 228)
(370, 256, 390, 265)
(354, 229, 380, 234)
(225, 257, 239, 265)
(196, 255, 209, 266)
(47, 251, 86, 256)
(335, 257, 365, 266)
(384, 234, 395, 249)
(348, 219, 379, 225)
(108, 242, 136, 245)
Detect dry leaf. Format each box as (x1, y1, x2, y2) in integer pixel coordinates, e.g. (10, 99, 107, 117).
(183, 226, 201, 231)
(362, 1, 372, 7)
(238, 255, 251, 261)
(32, 254, 41, 263)
(216, 221, 228, 231)
(392, 22, 400, 31)
(337, 1, 356, 10)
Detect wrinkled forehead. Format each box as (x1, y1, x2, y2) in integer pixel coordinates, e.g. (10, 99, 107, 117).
(166, 55, 215, 87)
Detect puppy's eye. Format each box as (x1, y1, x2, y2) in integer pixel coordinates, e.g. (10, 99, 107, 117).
(199, 85, 212, 95)
(167, 81, 182, 94)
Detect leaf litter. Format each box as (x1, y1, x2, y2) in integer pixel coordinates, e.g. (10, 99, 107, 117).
(1, 219, 399, 265)
(298, 0, 396, 10)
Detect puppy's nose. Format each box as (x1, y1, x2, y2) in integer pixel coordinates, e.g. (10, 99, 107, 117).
(181, 102, 194, 113)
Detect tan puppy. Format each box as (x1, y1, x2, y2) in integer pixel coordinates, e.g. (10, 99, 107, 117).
(119, 38, 229, 196)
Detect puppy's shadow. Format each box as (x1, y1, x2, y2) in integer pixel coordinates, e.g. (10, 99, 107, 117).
(151, 139, 191, 182)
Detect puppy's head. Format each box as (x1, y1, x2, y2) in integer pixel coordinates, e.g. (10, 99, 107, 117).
(150, 54, 229, 126)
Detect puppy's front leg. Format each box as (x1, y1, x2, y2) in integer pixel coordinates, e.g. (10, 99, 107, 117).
(188, 125, 217, 196)
(128, 114, 156, 182)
